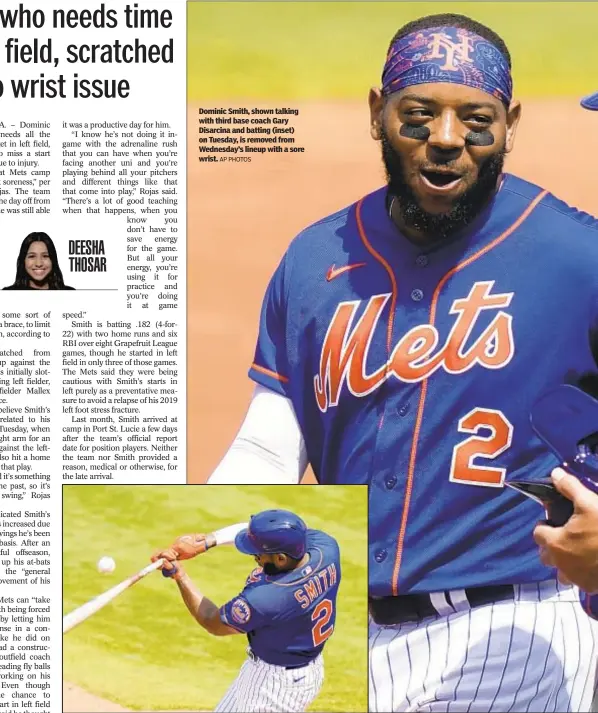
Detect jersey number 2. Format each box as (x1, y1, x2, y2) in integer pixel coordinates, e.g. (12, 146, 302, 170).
(311, 599, 334, 646)
(450, 408, 513, 487)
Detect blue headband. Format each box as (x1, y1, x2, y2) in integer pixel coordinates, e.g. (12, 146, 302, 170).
(382, 26, 513, 106)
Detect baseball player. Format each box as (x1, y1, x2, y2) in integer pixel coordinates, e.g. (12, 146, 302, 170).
(204, 11, 598, 712)
(152, 510, 341, 713)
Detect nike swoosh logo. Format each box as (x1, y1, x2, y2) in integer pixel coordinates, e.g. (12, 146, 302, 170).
(293, 676, 306, 683)
(326, 263, 366, 282)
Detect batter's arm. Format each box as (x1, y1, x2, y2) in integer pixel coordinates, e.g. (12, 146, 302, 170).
(206, 385, 308, 484)
(168, 564, 240, 636)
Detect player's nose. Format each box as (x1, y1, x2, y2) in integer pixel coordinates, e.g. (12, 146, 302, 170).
(427, 110, 465, 152)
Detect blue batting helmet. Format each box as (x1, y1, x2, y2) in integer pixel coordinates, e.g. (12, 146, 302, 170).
(235, 509, 307, 559)
(581, 92, 598, 110)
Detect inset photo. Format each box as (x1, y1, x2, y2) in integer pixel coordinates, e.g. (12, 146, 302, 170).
(0, 224, 116, 292)
(63, 485, 368, 713)
(3, 231, 76, 291)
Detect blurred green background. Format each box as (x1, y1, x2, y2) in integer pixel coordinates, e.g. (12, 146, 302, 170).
(63, 485, 367, 712)
(188, 1, 598, 99)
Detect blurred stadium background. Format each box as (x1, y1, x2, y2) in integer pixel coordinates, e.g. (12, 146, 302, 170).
(188, 2, 598, 100)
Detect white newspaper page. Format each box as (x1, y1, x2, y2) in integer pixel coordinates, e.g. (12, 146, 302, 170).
(0, 1, 186, 710)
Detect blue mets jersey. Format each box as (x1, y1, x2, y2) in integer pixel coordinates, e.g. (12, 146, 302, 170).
(248, 173, 598, 596)
(219, 529, 340, 666)
(581, 591, 598, 620)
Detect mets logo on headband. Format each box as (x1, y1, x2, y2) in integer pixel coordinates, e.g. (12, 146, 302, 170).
(231, 598, 252, 625)
(382, 26, 513, 105)
(426, 31, 474, 71)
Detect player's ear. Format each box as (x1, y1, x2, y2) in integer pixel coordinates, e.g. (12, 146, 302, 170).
(369, 87, 384, 141)
(504, 99, 521, 154)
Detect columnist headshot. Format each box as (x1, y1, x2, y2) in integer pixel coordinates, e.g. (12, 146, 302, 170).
(3, 232, 75, 291)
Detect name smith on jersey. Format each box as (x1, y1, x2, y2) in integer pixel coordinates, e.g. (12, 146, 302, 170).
(293, 563, 338, 609)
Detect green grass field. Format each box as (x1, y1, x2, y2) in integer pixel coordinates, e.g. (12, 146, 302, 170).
(188, 1, 598, 99)
(63, 485, 367, 712)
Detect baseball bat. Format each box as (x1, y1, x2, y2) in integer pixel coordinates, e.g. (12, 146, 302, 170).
(213, 522, 248, 546)
(62, 523, 248, 633)
(63, 558, 164, 634)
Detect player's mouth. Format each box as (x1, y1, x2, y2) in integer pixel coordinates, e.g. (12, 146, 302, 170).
(419, 169, 463, 195)
(31, 268, 48, 277)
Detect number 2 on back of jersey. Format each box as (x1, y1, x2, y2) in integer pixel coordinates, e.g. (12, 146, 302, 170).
(311, 599, 334, 646)
(450, 408, 513, 487)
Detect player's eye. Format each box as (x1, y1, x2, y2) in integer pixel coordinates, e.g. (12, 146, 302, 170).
(406, 109, 432, 118)
(466, 115, 492, 125)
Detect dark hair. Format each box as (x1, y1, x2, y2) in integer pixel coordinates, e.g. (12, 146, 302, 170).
(9, 232, 68, 289)
(388, 13, 512, 68)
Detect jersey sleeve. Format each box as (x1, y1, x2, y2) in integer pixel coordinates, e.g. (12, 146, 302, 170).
(590, 293, 598, 366)
(219, 593, 270, 633)
(580, 591, 598, 620)
(248, 252, 292, 397)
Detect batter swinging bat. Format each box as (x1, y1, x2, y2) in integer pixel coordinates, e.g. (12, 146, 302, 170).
(63, 522, 248, 634)
(62, 558, 164, 634)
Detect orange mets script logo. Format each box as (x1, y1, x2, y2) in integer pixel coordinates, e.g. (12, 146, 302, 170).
(313, 281, 514, 413)
(426, 32, 475, 71)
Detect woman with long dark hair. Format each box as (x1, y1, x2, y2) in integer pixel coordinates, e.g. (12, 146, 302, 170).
(3, 232, 74, 290)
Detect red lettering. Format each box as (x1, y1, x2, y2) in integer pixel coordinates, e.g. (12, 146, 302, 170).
(294, 589, 310, 609)
(450, 408, 514, 486)
(304, 580, 318, 602)
(444, 282, 513, 372)
(328, 563, 337, 586)
(314, 295, 388, 412)
(390, 325, 441, 381)
(314, 282, 515, 410)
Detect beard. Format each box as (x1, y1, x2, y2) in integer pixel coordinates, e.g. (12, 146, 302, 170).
(263, 562, 284, 576)
(380, 125, 506, 240)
